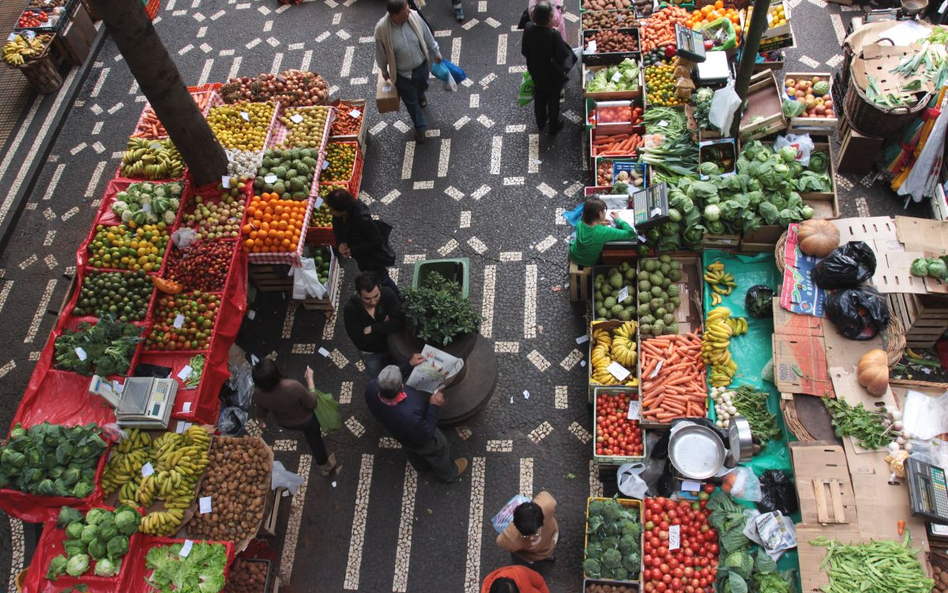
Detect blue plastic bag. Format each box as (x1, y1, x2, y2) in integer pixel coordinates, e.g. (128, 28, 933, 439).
(444, 60, 466, 83)
(431, 61, 450, 82)
(562, 202, 584, 227)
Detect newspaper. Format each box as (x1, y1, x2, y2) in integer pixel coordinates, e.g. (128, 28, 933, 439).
(406, 345, 464, 393)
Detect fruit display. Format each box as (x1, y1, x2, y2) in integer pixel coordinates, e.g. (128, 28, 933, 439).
(309, 202, 333, 228)
(589, 103, 644, 127)
(0, 422, 106, 498)
(643, 47, 674, 68)
(330, 103, 364, 137)
(595, 391, 644, 458)
(223, 559, 270, 593)
(17, 10, 49, 28)
(642, 495, 718, 592)
(640, 7, 690, 52)
(583, 498, 642, 582)
(2, 33, 52, 66)
(594, 262, 637, 321)
(146, 292, 220, 351)
(585, 59, 640, 94)
(582, 11, 634, 30)
(181, 188, 247, 240)
(748, 1, 787, 31)
(101, 427, 211, 536)
(187, 436, 271, 543)
(321, 142, 357, 182)
(312, 246, 332, 284)
(593, 132, 643, 157)
(689, 2, 742, 36)
(225, 150, 262, 179)
(278, 105, 332, 148)
(703, 260, 737, 306)
(45, 505, 141, 581)
(582, 0, 633, 9)
(241, 193, 308, 253)
(254, 147, 320, 200)
(207, 102, 275, 151)
(783, 75, 833, 118)
(111, 180, 182, 227)
(87, 223, 170, 272)
(120, 138, 185, 180)
(640, 333, 707, 421)
(596, 161, 644, 188)
(591, 321, 639, 387)
(710, 385, 781, 447)
(132, 93, 214, 140)
(702, 306, 745, 387)
(219, 70, 330, 107)
(164, 240, 234, 293)
(931, 557, 948, 593)
(646, 63, 684, 107)
(54, 317, 143, 376)
(637, 256, 684, 336)
(73, 270, 153, 322)
(584, 30, 640, 54)
(28, 0, 65, 7)
(145, 541, 229, 593)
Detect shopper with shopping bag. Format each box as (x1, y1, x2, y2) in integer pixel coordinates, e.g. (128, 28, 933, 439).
(324, 188, 400, 295)
(520, 2, 575, 134)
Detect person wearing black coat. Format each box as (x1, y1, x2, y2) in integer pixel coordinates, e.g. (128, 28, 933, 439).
(324, 188, 400, 295)
(521, 1, 575, 134)
(343, 272, 404, 378)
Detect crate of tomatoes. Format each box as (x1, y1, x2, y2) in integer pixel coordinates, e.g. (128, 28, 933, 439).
(593, 388, 647, 466)
(642, 493, 719, 593)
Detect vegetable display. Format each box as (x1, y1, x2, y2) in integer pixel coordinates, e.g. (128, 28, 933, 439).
(254, 147, 320, 200)
(823, 396, 894, 450)
(309, 202, 333, 227)
(593, 132, 643, 157)
(145, 541, 228, 593)
(121, 139, 185, 181)
(223, 559, 269, 593)
(597, 161, 643, 188)
(909, 255, 948, 280)
(586, 584, 637, 593)
(17, 10, 49, 28)
(583, 498, 642, 582)
(712, 386, 782, 447)
(637, 256, 684, 337)
(45, 505, 141, 581)
(133, 93, 214, 140)
(587, 59, 641, 94)
(590, 103, 644, 127)
(691, 87, 715, 132)
(640, 334, 707, 421)
(784, 75, 834, 119)
(146, 292, 220, 351)
(102, 428, 211, 536)
(185, 354, 205, 389)
(330, 104, 363, 137)
(591, 321, 639, 387)
(582, 11, 635, 30)
(585, 30, 640, 54)
(321, 142, 357, 182)
(644, 107, 686, 138)
(640, 131, 699, 187)
(165, 240, 234, 293)
(312, 247, 332, 284)
(640, 7, 690, 52)
(207, 102, 275, 151)
(219, 70, 330, 107)
(181, 186, 247, 241)
(73, 270, 153, 322)
(595, 391, 644, 457)
(581, 0, 633, 10)
(187, 436, 271, 543)
(702, 306, 746, 388)
(811, 533, 934, 593)
(277, 105, 332, 148)
(112, 181, 183, 228)
(0, 422, 106, 498)
(594, 263, 637, 322)
(54, 317, 143, 376)
(645, 63, 683, 107)
(241, 193, 308, 254)
(643, 495, 718, 592)
(87, 223, 170, 272)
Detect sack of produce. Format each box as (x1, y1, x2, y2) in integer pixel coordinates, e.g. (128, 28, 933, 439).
(812, 241, 877, 289)
(745, 285, 775, 318)
(825, 286, 890, 340)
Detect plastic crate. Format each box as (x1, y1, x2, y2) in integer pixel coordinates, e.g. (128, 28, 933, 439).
(144, 0, 159, 19)
(583, 497, 643, 583)
(132, 87, 218, 140)
(592, 387, 647, 466)
(317, 141, 363, 197)
(247, 197, 314, 267)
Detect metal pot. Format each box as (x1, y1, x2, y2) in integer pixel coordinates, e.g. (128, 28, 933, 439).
(668, 424, 727, 480)
(725, 417, 754, 467)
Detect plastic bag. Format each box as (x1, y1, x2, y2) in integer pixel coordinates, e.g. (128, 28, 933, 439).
(758, 470, 798, 515)
(812, 241, 877, 289)
(710, 85, 742, 135)
(617, 463, 649, 499)
(773, 133, 815, 167)
(518, 71, 535, 107)
(825, 286, 890, 340)
(226, 358, 254, 410)
(722, 466, 762, 502)
(491, 494, 530, 534)
(313, 389, 342, 433)
(431, 60, 450, 82)
(697, 17, 737, 50)
(218, 406, 247, 436)
(562, 202, 584, 227)
(902, 389, 948, 440)
(272, 460, 305, 494)
(444, 60, 467, 83)
(292, 257, 328, 300)
(431, 61, 459, 91)
(171, 227, 199, 250)
(745, 285, 775, 318)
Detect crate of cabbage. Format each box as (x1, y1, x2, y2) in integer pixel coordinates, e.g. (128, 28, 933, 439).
(583, 497, 643, 584)
(253, 147, 322, 201)
(583, 59, 643, 100)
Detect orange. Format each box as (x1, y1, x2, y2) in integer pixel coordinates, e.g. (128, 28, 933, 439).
(250, 231, 259, 240)
(714, 0, 723, 8)
(244, 239, 254, 249)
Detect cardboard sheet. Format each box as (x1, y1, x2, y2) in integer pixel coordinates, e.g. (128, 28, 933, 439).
(773, 333, 835, 397)
(851, 44, 934, 102)
(780, 223, 826, 317)
(829, 367, 897, 454)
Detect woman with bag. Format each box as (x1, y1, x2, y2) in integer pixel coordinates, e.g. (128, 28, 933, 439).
(252, 359, 342, 477)
(324, 188, 400, 296)
(521, 2, 576, 134)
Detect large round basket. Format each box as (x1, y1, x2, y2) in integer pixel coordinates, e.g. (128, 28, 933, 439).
(775, 231, 788, 273)
(844, 71, 930, 138)
(884, 316, 906, 369)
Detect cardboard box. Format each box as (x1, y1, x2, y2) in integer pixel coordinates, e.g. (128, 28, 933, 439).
(851, 44, 934, 106)
(376, 71, 400, 114)
(772, 333, 835, 397)
(838, 120, 884, 175)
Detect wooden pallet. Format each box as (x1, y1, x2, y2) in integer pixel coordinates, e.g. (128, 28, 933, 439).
(249, 264, 294, 293)
(888, 292, 948, 348)
(569, 260, 592, 302)
(296, 257, 341, 312)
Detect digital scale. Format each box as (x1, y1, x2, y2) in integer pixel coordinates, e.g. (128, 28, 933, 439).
(630, 182, 671, 230)
(675, 24, 707, 63)
(696, 51, 731, 87)
(89, 375, 177, 429)
(906, 458, 948, 525)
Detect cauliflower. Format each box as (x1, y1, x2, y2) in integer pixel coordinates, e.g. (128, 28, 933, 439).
(169, 183, 182, 197)
(163, 210, 176, 224)
(169, 197, 180, 210)
(121, 210, 134, 223)
(111, 200, 129, 215)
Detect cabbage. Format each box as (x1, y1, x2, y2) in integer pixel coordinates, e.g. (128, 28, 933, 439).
(704, 204, 721, 222)
(65, 521, 84, 540)
(57, 506, 84, 529)
(46, 555, 68, 581)
(782, 99, 805, 118)
(911, 258, 930, 276)
(809, 151, 828, 172)
(114, 507, 141, 536)
(779, 145, 798, 163)
(66, 554, 90, 577)
(801, 205, 815, 220)
(94, 557, 121, 577)
(929, 259, 948, 279)
(699, 161, 722, 176)
(107, 535, 129, 558)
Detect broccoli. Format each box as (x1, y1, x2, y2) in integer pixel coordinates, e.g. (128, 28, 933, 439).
(602, 501, 623, 521)
(618, 534, 638, 555)
(588, 500, 605, 517)
(585, 541, 604, 558)
(616, 568, 630, 581)
(602, 548, 623, 570)
(603, 536, 619, 550)
(587, 515, 604, 534)
(583, 558, 602, 577)
(623, 553, 641, 573)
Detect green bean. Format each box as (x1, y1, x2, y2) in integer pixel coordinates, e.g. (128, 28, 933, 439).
(811, 534, 935, 593)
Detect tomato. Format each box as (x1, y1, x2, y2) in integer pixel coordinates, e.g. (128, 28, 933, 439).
(645, 520, 655, 530)
(697, 491, 710, 502)
(702, 483, 715, 494)
(708, 543, 719, 555)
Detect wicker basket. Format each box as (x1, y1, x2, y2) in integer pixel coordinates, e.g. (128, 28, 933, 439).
(843, 72, 930, 138)
(884, 316, 906, 369)
(780, 398, 816, 442)
(775, 231, 788, 273)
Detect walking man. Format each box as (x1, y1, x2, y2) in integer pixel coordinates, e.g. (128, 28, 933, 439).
(365, 359, 468, 482)
(496, 492, 559, 566)
(343, 272, 403, 379)
(375, 0, 443, 144)
(521, 2, 575, 134)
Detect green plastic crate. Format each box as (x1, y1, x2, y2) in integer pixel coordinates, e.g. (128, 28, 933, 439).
(412, 258, 470, 298)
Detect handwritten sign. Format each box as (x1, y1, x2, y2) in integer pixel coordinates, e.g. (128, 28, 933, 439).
(607, 361, 631, 382)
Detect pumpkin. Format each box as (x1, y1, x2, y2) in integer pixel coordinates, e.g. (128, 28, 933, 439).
(797, 219, 840, 257)
(857, 349, 889, 396)
(151, 276, 183, 294)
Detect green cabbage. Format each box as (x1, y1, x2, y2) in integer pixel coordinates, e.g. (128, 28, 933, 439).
(66, 554, 90, 577)
(57, 506, 84, 529)
(782, 99, 805, 118)
(809, 151, 828, 172)
(929, 259, 948, 279)
(911, 258, 929, 276)
(779, 145, 798, 163)
(107, 535, 129, 558)
(46, 555, 68, 581)
(94, 557, 121, 577)
(65, 521, 84, 540)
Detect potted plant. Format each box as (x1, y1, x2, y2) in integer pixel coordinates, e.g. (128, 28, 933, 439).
(402, 272, 482, 349)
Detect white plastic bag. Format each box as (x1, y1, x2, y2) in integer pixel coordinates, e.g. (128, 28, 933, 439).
(292, 257, 328, 300)
(722, 466, 762, 502)
(617, 463, 649, 499)
(902, 388, 948, 440)
(444, 72, 458, 92)
(709, 85, 742, 136)
(774, 133, 815, 167)
(272, 460, 305, 494)
(491, 494, 530, 533)
(172, 227, 199, 250)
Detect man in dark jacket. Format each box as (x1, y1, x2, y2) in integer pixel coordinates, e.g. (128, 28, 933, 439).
(365, 360, 468, 483)
(344, 272, 404, 378)
(521, 1, 575, 134)
(324, 188, 399, 295)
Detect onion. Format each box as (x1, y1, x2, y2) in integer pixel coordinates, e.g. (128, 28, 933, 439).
(887, 442, 900, 454)
(903, 442, 913, 452)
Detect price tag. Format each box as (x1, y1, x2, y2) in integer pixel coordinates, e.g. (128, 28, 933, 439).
(150, 141, 162, 150)
(173, 314, 186, 329)
(290, 113, 304, 124)
(240, 111, 250, 122)
(141, 462, 155, 477)
(75, 347, 88, 361)
(586, 40, 597, 53)
(250, 354, 260, 365)
(606, 361, 631, 382)
(314, 197, 324, 209)
(627, 400, 640, 420)
(611, 71, 623, 83)
(575, 334, 589, 345)
(669, 525, 681, 550)
(7, 33, 17, 41)
(24, 30, 35, 40)
(141, 203, 151, 213)
(637, 234, 647, 243)
(650, 207, 663, 218)
(247, 310, 256, 320)
(349, 109, 362, 118)
(221, 176, 231, 188)
(321, 160, 329, 170)
(615, 12, 624, 20)
(318, 347, 330, 357)
(177, 365, 193, 381)
(681, 480, 701, 492)
(658, 120, 669, 127)
(617, 286, 630, 303)
(175, 422, 186, 434)
(199, 496, 212, 514)
(264, 174, 278, 184)
(183, 402, 192, 413)
(179, 540, 194, 557)
(649, 358, 665, 379)
(382, 83, 393, 92)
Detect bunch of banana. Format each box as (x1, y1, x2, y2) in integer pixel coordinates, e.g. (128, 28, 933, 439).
(590, 322, 639, 387)
(725, 316, 748, 336)
(101, 428, 151, 495)
(140, 509, 185, 536)
(704, 261, 738, 306)
(702, 307, 740, 387)
(2, 34, 50, 67)
(120, 137, 184, 180)
(610, 320, 638, 369)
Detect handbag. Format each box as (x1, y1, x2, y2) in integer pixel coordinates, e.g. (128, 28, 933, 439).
(374, 218, 397, 267)
(313, 389, 342, 433)
(517, 8, 530, 29)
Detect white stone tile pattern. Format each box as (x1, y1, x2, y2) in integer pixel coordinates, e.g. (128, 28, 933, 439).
(279, 455, 311, 584)
(500, 252, 522, 262)
(330, 348, 350, 369)
(528, 421, 554, 444)
(560, 349, 583, 371)
(456, 426, 472, 440)
(273, 439, 298, 452)
(339, 381, 354, 405)
(379, 437, 402, 449)
(494, 341, 519, 354)
(392, 464, 418, 592)
(589, 459, 604, 497)
(569, 421, 592, 444)
(486, 440, 513, 452)
(520, 458, 534, 498)
(527, 350, 551, 372)
(555, 386, 568, 410)
(343, 454, 374, 590)
(523, 264, 537, 339)
(345, 416, 366, 438)
(462, 457, 487, 593)
(480, 265, 496, 339)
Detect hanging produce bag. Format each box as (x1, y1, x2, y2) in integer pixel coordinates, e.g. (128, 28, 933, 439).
(313, 389, 342, 433)
(518, 72, 535, 107)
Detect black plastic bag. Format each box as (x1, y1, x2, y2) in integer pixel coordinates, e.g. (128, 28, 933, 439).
(758, 470, 798, 515)
(825, 286, 890, 340)
(745, 285, 775, 318)
(218, 407, 247, 437)
(812, 241, 877, 289)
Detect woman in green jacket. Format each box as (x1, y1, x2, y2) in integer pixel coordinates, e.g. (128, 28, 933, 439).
(568, 197, 637, 266)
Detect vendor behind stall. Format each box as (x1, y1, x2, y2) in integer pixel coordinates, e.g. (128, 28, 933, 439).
(568, 197, 637, 266)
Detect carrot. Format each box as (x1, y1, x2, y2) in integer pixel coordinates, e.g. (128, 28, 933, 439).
(640, 333, 707, 423)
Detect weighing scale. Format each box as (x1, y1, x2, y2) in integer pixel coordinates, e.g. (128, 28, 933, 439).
(630, 182, 670, 231)
(89, 375, 177, 429)
(675, 24, 707, 63)
(906, 457, 948, 525)
(695, 51, 731, 88)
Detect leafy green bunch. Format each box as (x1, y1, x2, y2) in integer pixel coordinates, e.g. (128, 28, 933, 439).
(402, 272, 482, 346)
(0, 422, 107, 498)
(145, 542, 228, 593)
(54, 315, 143, 376)
(46, 505, 141, 581)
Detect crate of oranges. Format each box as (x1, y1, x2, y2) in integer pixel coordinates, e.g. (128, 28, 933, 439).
(688, 1, 743, 42)
(242, 193, 313, 266)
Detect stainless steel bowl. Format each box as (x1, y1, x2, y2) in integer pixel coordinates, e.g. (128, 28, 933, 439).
(668, 424, 727, 480)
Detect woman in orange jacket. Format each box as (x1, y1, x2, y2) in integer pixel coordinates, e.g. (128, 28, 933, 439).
(481, 565, 550, 593)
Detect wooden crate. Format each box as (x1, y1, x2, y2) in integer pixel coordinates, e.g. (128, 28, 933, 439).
(800, 141, 840, 219)
(888, 292, 948, 348)
(329, 99, 368, 150)
(581, 27, 642, 66)
(297, 255, 341, 312)
(740, 225, 784, 252)
(249, 264, 294, 293)
(838, 117, 884, 175)
(703, 233, 740, 249)
(739, 70, 788, 141)
(569, 260, 593, 302)
(782, 72, 838, 136)
(582, 62, 643, 100)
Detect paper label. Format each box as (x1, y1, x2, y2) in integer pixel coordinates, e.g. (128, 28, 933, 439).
(75, 347, 87, 361)
(199, 496, 212, 514)
(615, 12, 624, 20)
(264, 174, 278, 184)
(179, 540, 193, 557)
(173, 314, 186, 329)
(627, 400, 640, 420)
(382, 83, 393, 92)
(606, 361, 631, 381)
(221, 176, 231, 188)
(649, 359, 665, 379)
(177, 365, 193, 381)
(349, 109, 362, 118)
(112, 380, 124, 394)
(523, 390, 531, 399)
(183, 402, 192, 413)
(240, 111, 250, 122)
(175, 422, 186, 434)
(637, 234, 647, 243)
(7, 33, 17, 41)
(586, 40, 597, 53)
(141, 462, 155, 477)
(318, 347, 330, 357)
(322, 160, 329, 170)
(580, 360, 587, 367)
(575, 334, 589, 345)
(612, 71, 623, 83)
(314, 197, 324, 209)
(681, 480, 701, 492)
(658, 120, 669, 127)
(617, 286, 630, 303)
(290, 113, 304, 124)
(669, 525, 681, 550)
